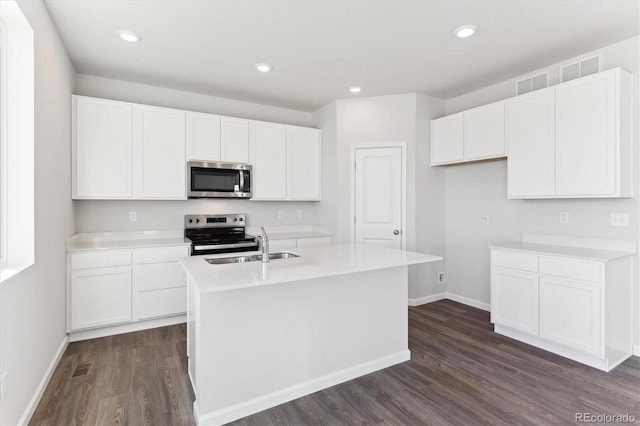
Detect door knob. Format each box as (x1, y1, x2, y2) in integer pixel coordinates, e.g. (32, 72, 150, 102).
(393, 229, 400, 235)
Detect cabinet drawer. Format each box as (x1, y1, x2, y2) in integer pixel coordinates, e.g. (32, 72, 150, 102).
(133, 245, 189, 265)
(134, 287, 187, 320)
(136, 262, 187, 292)
(539, 257, 601, 283)
(71, 250, 132, 270)
(491, 250, 538, 272)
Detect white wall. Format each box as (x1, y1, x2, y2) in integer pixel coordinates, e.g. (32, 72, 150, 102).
(443, 36, 640, 346)
(0, 1, 75, 424)
(313, 93, 447, 299)
(73, 75, 318, 233)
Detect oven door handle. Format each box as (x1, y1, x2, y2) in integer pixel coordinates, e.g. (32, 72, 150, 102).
(193, 242, 257, 251)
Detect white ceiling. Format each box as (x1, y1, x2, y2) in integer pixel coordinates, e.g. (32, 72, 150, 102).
(44, 0, 639, 112)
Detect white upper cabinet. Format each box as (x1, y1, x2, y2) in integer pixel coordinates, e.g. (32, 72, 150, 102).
(506, 87, 556, 198)
(251, 123, 321, 201)
(250, 121, 287, 200)
(463, 101, 505, 160)
(287, 125, 321, 200)
(555, 69, 628, 197)
(507, 68, 632, 198)
(430, 101, 505, 166)
(221, 117, 250, 164)
(72, 96, 133, 199)
(186, 112, 221, 162)
(430, 113, 463, 165)
(133, 104, 186, 199)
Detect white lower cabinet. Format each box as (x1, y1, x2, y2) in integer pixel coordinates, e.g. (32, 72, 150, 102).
(133, 246, 189, 321)
(68, 245, 189, 335)
(490, 246, 632, 371)
(70, 266, 132, 330)
(538, 277, 602, 357)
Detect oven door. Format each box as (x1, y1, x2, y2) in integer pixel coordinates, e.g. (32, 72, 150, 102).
(187, 161, 251, 198)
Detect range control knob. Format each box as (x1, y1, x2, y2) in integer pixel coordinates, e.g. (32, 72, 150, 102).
(195, 218, 200, 224)
(233, 218, 238, 222)
(239, 217, 243, 222)
(188, 219, 193, 223)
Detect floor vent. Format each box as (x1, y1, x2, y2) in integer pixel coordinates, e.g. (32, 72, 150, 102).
(71, 361, 92, 378)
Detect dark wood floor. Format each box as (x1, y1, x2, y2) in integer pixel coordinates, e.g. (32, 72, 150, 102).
(31, 300, 640, 425)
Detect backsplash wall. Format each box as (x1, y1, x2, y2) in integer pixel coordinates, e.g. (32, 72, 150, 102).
(73, 200, 316, 233)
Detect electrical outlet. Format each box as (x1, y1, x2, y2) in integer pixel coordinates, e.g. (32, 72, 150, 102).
(297, 209, 303, 218)
(129, 211, 137, 222)
(482, 215, 489, 225)
(438, 272, 446, 284)
(1, 372, 7, 404)
(611, 213, 629, 227)
(559, 211, 569, 224)
(277, 209, 284, 219)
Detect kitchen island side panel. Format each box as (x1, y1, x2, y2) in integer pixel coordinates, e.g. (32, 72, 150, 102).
(194, 266, 409, 423)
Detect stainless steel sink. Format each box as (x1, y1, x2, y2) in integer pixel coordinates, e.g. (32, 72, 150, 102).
(205, 252, 300, 265)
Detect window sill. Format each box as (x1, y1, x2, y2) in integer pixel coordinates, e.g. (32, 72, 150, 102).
(0, 261, 32, 283)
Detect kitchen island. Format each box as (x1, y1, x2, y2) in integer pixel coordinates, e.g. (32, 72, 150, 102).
(179, 243, 441, 425)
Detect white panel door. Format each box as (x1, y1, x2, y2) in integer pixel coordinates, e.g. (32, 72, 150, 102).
(506, 88, 556, 198)
(186, 112, 221, 161)
(555, 71, 616, 196)
(73, 96, 132, 199)
(539, 277, 602, 356)
(463, 101, 505, 160)
(355, 147, 402, 249)
(430, 113, 463, 165)
(133, 105, 186, 199)
(221, 117, 250, 163)
(71, 266, 132, 330)
(287, 126, 321, 200)
(491, 267, 539, 335)
(250, 121, 287, 200)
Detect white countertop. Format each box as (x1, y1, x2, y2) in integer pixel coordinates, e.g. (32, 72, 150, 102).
(489, 241, 635, 262)
(68, 230, 189, 251)
(179, 243, 442, 293)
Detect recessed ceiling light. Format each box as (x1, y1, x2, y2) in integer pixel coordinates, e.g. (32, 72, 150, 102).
(349, 86, 362, 93)
(117, 30, 141, 43)
(255, 63, 273, 73)
(454, 25, 477, 39)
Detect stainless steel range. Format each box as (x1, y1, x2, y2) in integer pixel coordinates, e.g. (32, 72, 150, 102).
(184, 214, 258, 256)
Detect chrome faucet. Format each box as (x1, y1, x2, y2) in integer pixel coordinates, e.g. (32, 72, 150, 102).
(256, 226, 269, 263)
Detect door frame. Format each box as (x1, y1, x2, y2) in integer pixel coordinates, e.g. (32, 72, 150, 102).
(350, 142, 407, 250)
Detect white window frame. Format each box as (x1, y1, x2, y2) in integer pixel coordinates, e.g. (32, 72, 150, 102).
(0, 0, 34, 282)
(0, 22, 7, 268)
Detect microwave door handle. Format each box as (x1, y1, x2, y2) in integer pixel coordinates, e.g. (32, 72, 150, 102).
(239, 170, 245, 193)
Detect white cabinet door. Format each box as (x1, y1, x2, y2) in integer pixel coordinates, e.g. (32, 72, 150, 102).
(430, 113, 463, 165)
(133, 105, 186, 199)
(221, 117, 250, 163)
(555, 71, 616, 196)
(463, 101, 505, 160)
(286, 126, 321, 200)
(73, 96, 132, 199)
(539, 277, 602, 356)
(491, 267, 539, 335)
(186, 112, 221, 161)
(506, 88, 556, 198)
(250, 121, 287, 200)
(71, 266, 132, 330)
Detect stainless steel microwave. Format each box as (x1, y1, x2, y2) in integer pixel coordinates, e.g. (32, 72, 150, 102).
(187, 161, 252, 198)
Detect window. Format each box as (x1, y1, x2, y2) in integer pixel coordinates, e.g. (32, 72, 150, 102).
(0, 0, 34, 282)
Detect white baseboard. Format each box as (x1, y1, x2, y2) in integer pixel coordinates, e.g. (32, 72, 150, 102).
(196, 350, 410, 425)
(408, 292, 446, 306)
(18, 335, 69, 426)
(444, 292, 490, 311)
(634, 345, 640, 357)
(68, 315, 186, 342)
(409, 292, 490, 311)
